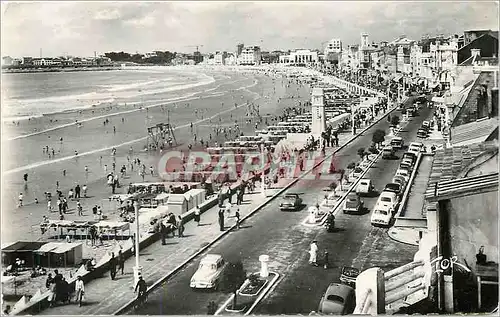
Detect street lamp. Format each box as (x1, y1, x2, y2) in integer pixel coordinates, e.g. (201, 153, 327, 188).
(133, 200, 142, 287)
(260, 143, 266, 197)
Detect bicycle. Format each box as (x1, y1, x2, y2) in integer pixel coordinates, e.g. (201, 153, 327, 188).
(133, 291, 148, 310)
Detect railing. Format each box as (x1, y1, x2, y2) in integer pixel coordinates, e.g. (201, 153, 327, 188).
(354, 259, 431, 315)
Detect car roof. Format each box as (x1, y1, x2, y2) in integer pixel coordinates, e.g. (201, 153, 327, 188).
(359, 179, 371, 184)
(326, 283, 354, 298)
(410, 142, 422, 146)
(385, 182, 400, 188)
(201, 254, 223, 263)
(381, 191, 397, 198)
(392, 137, 403, 141)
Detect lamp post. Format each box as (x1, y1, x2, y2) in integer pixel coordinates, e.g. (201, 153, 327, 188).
(133, 200, 142, 287)
(261, 143, 266, 197)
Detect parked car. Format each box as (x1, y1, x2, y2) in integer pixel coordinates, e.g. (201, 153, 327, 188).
(279, 193, 303, 211)
(399, 159, 412, 170)
(339, 266, 360, 288)
(382, 146, 395, 159)
(190, 254, 226, 290)
(402, 151, 417, 164)
(392, 175, 407, 189)
(422, 121, 430, 129)
(318, 283, 356, 315)
(356, 178, 374, 196)
(395, 168, 410, 182)
(390, 137, 404, 150)
(417, 128, 428, 139)
(343, 193, 364, 214)
(384, 183, 402, 196)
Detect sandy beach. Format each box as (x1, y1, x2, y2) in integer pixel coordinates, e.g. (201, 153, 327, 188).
(2, 66, 312, 243)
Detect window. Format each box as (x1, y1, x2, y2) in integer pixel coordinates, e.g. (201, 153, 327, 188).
(377, 210, 388, 215)
(327, 295, 344, 303)
(381, 197, 391, 203)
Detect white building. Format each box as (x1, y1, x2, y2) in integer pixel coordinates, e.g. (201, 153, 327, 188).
(144, 52, 158, 59)
(340, 45, 360, 70)
(238, 46, 261, 65)
(324, 39, 342, 54)
(225, 53, 237, 66)
(279, 49, 318, 65)
(214, 51, 225, 65)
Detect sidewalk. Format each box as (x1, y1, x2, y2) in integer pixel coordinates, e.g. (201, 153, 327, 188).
(39, 190, 266, 315)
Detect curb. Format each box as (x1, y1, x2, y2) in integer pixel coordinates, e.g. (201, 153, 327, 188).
(113, 89, 397, 315)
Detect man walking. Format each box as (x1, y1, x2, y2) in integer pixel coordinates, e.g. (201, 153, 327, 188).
(194, 206, 201, 226)
(235, 207, 241, 230)
(75, 184, 81, 199)
(177, 216, 185, 237)
(218, 209, 225, 231)
(109, 252, 117, 280)
(309, 240, 318, 266)
(75, 276, 85, 307)
(118, 250, 125, 275)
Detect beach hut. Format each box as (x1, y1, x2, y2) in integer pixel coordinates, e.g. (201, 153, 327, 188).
(166, 194, 188, 215)
(1, 241, 46, 267)
(34, 242, 83, 268)
(187, 188, 206, 208)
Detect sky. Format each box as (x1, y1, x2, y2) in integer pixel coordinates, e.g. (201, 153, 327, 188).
(1, 1, 498, 57)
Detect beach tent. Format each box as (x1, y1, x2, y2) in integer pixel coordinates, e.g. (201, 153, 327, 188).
(187, 189, 206, 208)
(34, 242, 83, 268)
(1, 241, 46, 267)
(166, 194, 188, 215)
(94, 221, 130, 240)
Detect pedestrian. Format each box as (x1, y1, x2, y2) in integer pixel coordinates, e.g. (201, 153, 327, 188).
(177, 215, 185, 237)
(109, 252, 117, 280)
(77, 201, 83, 216)
(309, 240, 318, 266)
(226, 185, 232, 204)
(235, 208, 241, 229)
(134, 275, 147, 303)
(149, 166, 154, 177)
(47, 200, 52, 212)
(82, 184, 88, 197)
(218, 209, 225, 231)
(160, 222, 167, 245)
(23, 173, 28, 183)
(18, 193, 23, 207)
(75, 184, 81, 199)
(323, 250, 329, 269)
(118, 250, 125, 274)
(194, 205, 201, 226)
(75, 276, 85, 307)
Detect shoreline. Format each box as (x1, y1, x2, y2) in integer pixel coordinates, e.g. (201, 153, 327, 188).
(1, 66, 122, 74)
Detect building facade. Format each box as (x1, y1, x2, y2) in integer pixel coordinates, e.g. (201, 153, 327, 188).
(238, 46, 261, 65)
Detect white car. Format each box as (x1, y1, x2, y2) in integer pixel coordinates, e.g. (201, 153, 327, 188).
(190, 254, 226, 290)
(376, 191, 399, 211)
(408, 142, 423, 155)
(395, 168, 410, 182)
(359, 160, 372, 170)
(356, 179, 374, 196)
(371, 204, 393, 226)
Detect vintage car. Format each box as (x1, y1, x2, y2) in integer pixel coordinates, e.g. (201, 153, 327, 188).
(382, 146, 395, 159)
(417, 128, 428, 139)
(408, 142, 423, 155)
(318, 283, 356, 315)
(395, 168, 410, 182)
(371, 203, 393, 227)
(339, 266, 360, 288)
(392, 175, 407, 189)
(390, 137, 404, 150)
(384, 183, 402, 196)
(279, 193, 303, 211)
(190, 254, 226, 290)
(356, 178, 375, 196)
(343, 193, 364, 214)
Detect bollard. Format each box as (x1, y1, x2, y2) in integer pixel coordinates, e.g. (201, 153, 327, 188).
(259, 255, 270, 278)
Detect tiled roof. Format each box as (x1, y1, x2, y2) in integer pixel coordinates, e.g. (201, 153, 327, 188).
(451, 117, 498, 146)
(422, 142, 498, 216)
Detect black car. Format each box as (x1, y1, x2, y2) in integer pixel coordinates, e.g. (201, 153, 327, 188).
(384, 183, 402, 196)
(417, 128, 428, 138)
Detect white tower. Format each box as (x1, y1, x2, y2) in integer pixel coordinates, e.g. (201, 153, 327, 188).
(311, 87, 326, 137)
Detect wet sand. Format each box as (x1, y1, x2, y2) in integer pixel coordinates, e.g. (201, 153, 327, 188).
(2, 67, 312, 243)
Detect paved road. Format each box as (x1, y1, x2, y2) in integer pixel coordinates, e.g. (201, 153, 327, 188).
(128, 98, 432, 315)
